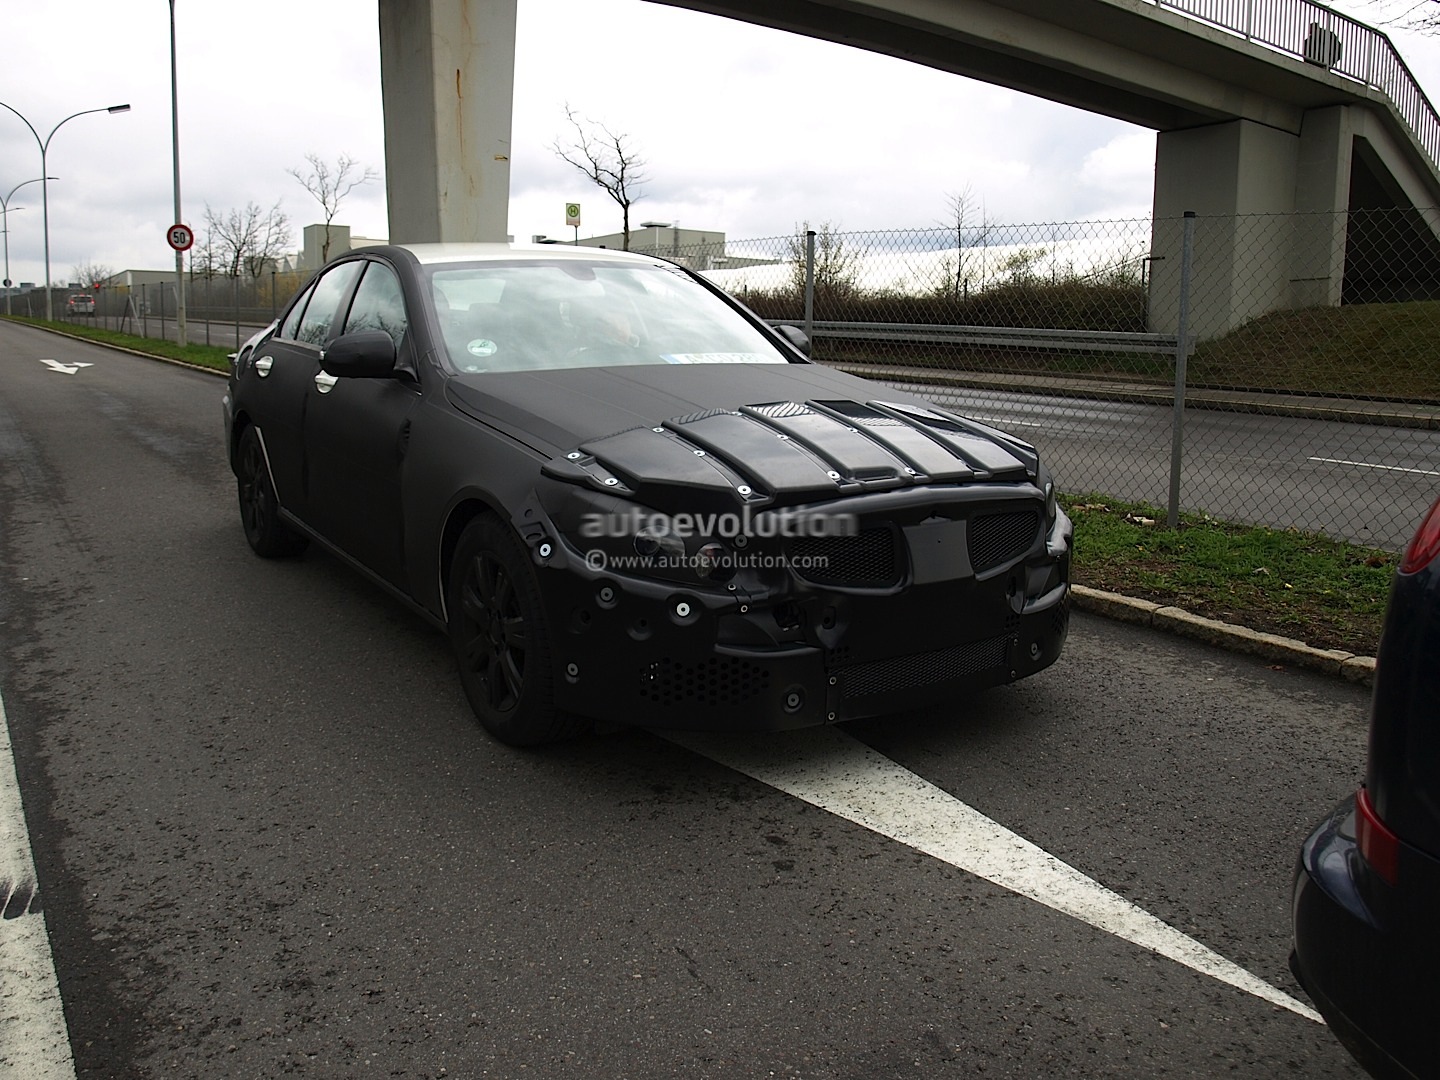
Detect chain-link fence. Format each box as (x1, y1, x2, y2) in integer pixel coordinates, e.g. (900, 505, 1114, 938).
(687, 210, 1440, 552)
(36, 271, 306, 350)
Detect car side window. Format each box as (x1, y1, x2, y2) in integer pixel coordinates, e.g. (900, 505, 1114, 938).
(295, 262, 363, 346)
(281, 282, 315, 341)
(344, 262, 408, 346)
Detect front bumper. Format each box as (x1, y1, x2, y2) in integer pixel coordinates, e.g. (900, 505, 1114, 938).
(530, 502, 1071, 731)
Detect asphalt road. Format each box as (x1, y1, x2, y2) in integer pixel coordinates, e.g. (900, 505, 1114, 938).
(0, 321, 1371, 1078)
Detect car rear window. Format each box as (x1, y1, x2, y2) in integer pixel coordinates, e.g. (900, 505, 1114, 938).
(429, 261, 790, 374)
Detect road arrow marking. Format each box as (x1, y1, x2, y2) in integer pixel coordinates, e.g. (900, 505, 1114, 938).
(38, 360, 93, 376)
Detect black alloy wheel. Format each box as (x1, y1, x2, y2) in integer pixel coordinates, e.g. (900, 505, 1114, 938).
(447, 515, 581, 746)
(236, 426, 308, 558)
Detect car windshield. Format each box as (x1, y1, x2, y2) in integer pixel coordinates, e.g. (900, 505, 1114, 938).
(428, 260, 791, 374)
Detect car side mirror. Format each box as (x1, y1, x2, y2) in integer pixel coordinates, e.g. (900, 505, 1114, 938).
(321, 330, 398, 378)
(775, 324, 811, 357)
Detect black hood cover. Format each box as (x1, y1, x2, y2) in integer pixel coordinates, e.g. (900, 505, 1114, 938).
(446, 362, 1037, 508)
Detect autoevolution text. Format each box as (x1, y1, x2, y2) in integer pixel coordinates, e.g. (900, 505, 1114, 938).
(578, 507, 857, 540)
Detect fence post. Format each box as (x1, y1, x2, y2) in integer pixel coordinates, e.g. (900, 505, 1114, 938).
(142, 284, 149, 338)
(1167, 211, 1196, 530)
(803, 229, 816, 342)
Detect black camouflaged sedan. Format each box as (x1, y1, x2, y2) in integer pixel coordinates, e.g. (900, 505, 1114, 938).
(223, 243, 1071, 745)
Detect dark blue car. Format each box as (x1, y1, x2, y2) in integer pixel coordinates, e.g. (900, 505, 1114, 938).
(1291, 494, 1440, 1080)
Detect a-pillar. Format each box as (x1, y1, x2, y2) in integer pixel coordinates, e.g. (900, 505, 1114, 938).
(378, 0, 517, 244)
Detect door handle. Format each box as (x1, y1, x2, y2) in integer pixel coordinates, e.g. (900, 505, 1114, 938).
(254, 355, 273, 378)
(314, 372, 339, 394)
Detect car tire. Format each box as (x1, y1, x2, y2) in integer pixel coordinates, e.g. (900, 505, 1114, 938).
(236, 426, 308, 558)
(447, 515, 583, 746)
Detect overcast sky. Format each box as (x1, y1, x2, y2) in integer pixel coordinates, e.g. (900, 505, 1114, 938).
(2, 0, 1436, 286)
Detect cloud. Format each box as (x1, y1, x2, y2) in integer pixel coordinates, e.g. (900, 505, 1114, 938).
(4, 0, 1433, 284)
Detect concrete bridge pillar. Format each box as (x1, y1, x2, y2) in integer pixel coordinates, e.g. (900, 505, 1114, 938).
(1149, 107, 1356, 338)
(1150, 103, 1440, 337)
(377, 0, 517, 244)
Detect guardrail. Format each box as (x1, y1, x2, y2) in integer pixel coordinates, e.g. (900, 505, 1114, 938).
(774, 321, 1186, 356)
(1141, 0, 1440, 169)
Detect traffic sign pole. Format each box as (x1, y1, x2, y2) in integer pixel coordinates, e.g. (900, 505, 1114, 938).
(167, 224, 194, 342)
(169, 0, 187, 348)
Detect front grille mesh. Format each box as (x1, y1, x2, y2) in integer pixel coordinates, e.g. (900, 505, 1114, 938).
(640, 656, 771, 708)
(969, 510, 1041, 573)
(838, 635, 1011, 699)
(789, 528, 898, 587)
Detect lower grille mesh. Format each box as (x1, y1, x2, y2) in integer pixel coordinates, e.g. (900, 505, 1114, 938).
(838, 635, 1011, 699)
(969, 510, 1041, 573)
(640, 657, 771, 707)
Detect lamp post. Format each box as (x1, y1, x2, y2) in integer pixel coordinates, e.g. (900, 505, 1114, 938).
(168, 0, 188, 346)
(0, 100, 131, 321)
(1, 176, 54, 317)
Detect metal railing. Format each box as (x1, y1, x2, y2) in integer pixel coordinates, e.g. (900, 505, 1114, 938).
(1141, 0, 1440, 168)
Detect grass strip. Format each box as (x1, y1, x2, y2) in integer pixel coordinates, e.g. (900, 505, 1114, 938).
(1063, 493, 1393, 656)
(2, 315, 234, 372)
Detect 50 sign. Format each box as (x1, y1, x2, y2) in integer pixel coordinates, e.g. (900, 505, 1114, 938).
(167, 224, 194, 252)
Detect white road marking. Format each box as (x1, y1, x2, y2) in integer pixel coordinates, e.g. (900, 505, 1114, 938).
(0, 691, 76, 1079)
(961, 414, 1048, 429)
(1309, 456, 1440, 477)
(668, 725, 1323, 1024)
(37, 360, 92, 376)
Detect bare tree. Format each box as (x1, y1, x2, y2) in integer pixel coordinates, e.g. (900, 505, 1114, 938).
(204, 201, 290, 279)
(72, 260, 115, 289)
(785, 221, 863, 309)
(189, 225, 222, 281)
(288, 152, 377, 264)
(1359, 0, 1440, 31)
(934, 186, 979, 301)
(552, 105, 647, 250)
(244, 207, 293, 280)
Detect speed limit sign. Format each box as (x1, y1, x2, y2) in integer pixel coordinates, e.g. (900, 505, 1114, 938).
(167, 224, 194, 252)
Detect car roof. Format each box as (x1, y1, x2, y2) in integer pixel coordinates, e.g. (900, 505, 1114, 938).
(380, 242, 671, 268)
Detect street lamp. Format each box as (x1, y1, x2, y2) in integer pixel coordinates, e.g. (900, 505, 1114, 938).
(1, 176, 55, 317)
(0, 100, 131, 321)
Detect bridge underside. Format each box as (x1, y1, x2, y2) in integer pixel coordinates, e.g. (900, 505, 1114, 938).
(1148, 106, 1440, 336)
(376, 0, 1440, 338)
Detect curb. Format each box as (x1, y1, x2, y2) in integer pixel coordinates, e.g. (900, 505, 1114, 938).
(1071, 585, 1376, 687)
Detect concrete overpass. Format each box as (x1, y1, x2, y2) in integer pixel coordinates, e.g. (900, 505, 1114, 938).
(377, 0, 1440, 336)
